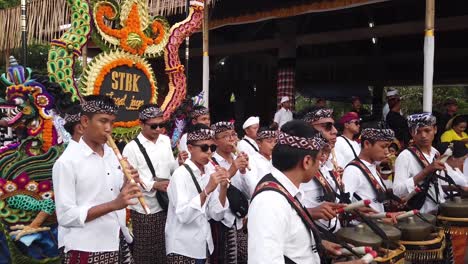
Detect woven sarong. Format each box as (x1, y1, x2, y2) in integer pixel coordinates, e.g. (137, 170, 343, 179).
(167, 254, 206, 264)
(62, 250, 119, 264)
(130, 210, 167, 264)
(237, 229, 247, 264)
(209, 221, 237, 264)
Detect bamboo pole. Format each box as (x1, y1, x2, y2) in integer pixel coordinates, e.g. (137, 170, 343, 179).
(423, 0, 435, 112)
(185, 0, 190, 87)
(202, 1, 210, 108)
(21, 0, 27, 66)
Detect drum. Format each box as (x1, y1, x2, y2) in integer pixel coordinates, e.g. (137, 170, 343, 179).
(438, 197, 468, 235)
(397, 216, 448, 263)
(336, 223, 406, 264)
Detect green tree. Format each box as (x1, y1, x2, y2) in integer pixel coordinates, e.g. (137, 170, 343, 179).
(0, 0, 20, 9)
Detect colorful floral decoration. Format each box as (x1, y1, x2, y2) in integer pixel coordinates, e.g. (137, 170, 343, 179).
(0, 60, 70, 263)
(47, 0, 91, 102)
(82, 0, 205, 140)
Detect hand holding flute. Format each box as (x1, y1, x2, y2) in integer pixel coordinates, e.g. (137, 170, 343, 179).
(106, 134, 151, 214)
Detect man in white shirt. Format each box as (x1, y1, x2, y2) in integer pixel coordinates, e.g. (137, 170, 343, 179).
(238, 116, 260, 156)
(272, 96, 293, 129)
(393, 113, 445, 214)
(436, 141, 468, 191)
(122, 104, 187, 263)
(382, 89, 399, 122)
(208, 121, 251, 264)
(63, 103, 83, 143)
(166, 124, 230, 263)
(178, 106, 211, 153)
(53, 95, 142, 264)
(248, 128, 277, 195)
(343, 128, 402, 221)
(335, 112, 361, 168)
(249, 120, 364, 264)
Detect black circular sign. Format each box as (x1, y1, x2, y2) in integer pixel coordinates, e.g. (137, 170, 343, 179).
(100, 65, 153, 123)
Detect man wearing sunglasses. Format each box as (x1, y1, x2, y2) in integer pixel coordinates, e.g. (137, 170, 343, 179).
(166, 124, 230, 263)
(122, 104, 187, 263)
(207, 121, 251, 264)
(334, 112, 361, 168)
(303, 107, 339, 172)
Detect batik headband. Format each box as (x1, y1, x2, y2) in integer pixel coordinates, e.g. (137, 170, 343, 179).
(257, 130, 278, 140)
(361, 128, 395, 142)
(278, 131, 328, 151)
(187, 128, 215, 141)
(407, 113, 436, 132)
(139, 106, 163, 121)
(191, 107, 209, 119)
(211, 121, 234, 134)
(64, 113, 81, 123)
(82, 100, 118, 115)
(303, 108, 334, 123)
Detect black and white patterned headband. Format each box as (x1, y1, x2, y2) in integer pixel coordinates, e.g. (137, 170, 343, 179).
(82, 100, 118, 115)
(278, 131, 328, 151)
(64, 113, 81, 123)
(191, 107, 209, 119)
(361, 128, 395, 142)
(303, 108, 334, 123)
(187, 128, 215, 141)
(211, 121, 234, 134)
(139, 106, 163, 121)
(407, 113, 437, 132)
(257, 130, 278, 140)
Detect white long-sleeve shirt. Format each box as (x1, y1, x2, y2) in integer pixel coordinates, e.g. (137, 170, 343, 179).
(53, 138, 127, 253)
(274, 108, 293, 129)
(440, 163, 468, 188)
(237, 136, 259, 157)
(165, 159, 229, 259)
(342, 159, 387, 213)
(122, 133, 178, 214)
(301, 165, 341, 231)
(248, 167, 321, 264)
(206, 152, 256, 229)
(248, 152, 273, 196)
(334, 135, 361, 168)
(393, 148, 445, 213)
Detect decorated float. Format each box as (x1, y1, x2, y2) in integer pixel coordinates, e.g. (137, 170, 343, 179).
(0, 0, 205, 262)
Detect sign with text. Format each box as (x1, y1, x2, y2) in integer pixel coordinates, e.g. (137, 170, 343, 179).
(100, 65, 152, 123)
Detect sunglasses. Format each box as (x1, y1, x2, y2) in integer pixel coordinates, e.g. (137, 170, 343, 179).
(192, 143, 217, 153)
(316, 122, 335, 132)
(348, 120, 361, 126)
(146, 122, 167, 130)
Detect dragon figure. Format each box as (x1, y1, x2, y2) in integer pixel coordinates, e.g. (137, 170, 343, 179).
(0, 58, 73, 263)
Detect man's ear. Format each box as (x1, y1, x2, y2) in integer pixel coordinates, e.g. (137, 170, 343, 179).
(302, 155, 314, 170)
(187, 144, 193, 153)
(191, 119, 197, 125)
(80, 115, 89, 129)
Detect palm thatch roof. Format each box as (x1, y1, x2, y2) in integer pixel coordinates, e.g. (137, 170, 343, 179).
(0, 0, 218, 52)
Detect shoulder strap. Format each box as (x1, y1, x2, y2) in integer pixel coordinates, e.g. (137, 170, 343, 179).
(183, 164, 203, 193)
(243, 138, 259, 152)
(347, 159, 387, 198)
(340, 135, 358, 159)
(406, 146, 431, 169)
(313, 170, 336, 202)
(252, 176, 322, 246)
(134, 137, 162, 181)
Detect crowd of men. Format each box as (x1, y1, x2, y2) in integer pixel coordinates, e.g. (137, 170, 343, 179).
(52, 94, 467, 264)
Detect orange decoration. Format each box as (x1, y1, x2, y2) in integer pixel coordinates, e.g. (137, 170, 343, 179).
(42, 119, 54, 152)
(96, 3, 154, 55)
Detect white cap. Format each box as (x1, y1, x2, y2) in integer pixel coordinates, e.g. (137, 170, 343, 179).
(243, 116, 260, 129)
(280, 96, 290, 104)
(386, 89, 399, 97)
